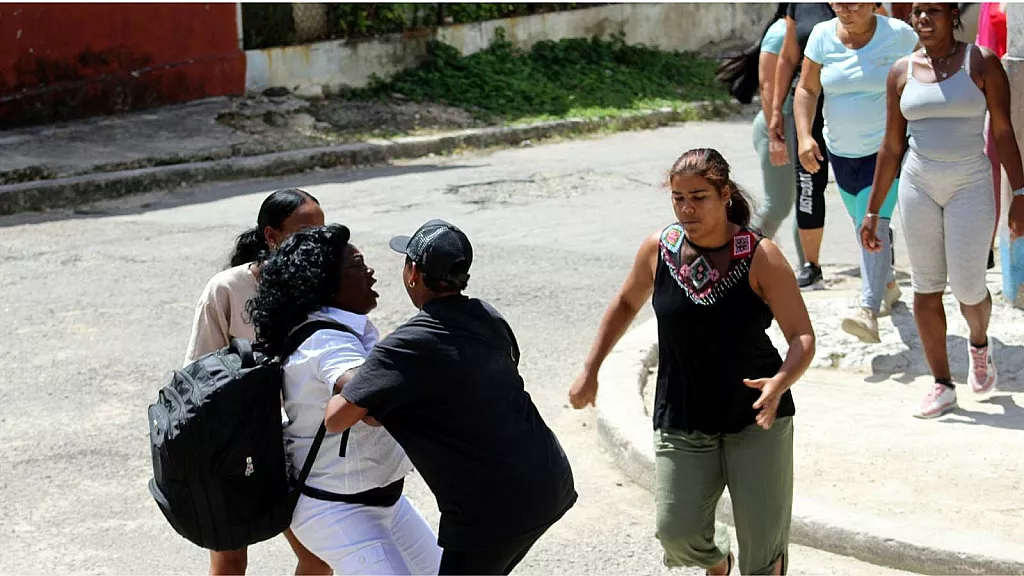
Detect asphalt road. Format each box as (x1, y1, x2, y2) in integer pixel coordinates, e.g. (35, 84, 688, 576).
(0, 119, 912, 574)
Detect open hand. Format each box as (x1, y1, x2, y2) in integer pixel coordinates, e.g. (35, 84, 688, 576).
(743, 376, 783, 430)
(769, 137, 791, 167)
(798, 138, 824, 174)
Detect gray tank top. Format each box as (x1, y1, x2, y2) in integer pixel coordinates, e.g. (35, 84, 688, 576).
(900, 43, 987, 162)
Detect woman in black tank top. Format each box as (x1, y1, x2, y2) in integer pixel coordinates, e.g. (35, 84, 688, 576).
(570, 148, 815, 575)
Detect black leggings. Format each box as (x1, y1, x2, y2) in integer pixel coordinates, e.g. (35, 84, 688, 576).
(438, 526, 547, 575)
(792, 92, 828, 230)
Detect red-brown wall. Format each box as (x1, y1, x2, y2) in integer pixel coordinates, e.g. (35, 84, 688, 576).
(0, 3, 245, 128)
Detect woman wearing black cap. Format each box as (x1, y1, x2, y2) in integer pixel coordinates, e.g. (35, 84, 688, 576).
(323, 219, 577, 576)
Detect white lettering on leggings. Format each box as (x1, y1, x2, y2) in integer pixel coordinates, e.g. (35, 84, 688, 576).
(798, 172, 815, 215)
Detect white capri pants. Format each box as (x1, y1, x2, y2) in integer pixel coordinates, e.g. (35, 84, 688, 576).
(898, 151, 995, 306)
(291, 494, 441, 575)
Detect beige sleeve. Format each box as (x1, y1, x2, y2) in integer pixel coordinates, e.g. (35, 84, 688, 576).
(182, 278, 233, 367)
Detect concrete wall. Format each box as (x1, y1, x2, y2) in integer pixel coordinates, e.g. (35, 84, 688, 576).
(1000, 4, 1024, 307)
(245, 3, 775, 94)
(0, 3, 245, 129)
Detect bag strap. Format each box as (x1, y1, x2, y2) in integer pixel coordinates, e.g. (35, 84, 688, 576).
(278, 318, 359, 490)
(280, 319, 357, 360)
(230, 338, 257, 369)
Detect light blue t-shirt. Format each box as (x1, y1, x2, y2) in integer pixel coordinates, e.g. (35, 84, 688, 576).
(761, 19, 792, 114)
(805, 15, 918, 158)
(761, 19, 787, 55)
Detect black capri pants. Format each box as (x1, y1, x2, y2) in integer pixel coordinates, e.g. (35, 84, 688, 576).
(791, 91, 828, 230)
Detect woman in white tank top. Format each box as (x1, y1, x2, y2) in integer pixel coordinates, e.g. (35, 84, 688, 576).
(860, 2, 1024, 419)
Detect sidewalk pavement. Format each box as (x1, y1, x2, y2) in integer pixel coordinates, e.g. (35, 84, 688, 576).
(0, 94, 744, 215)
(600, 272, 1024, 575)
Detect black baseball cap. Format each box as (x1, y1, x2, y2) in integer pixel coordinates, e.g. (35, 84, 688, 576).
(388, 219, 473, 283)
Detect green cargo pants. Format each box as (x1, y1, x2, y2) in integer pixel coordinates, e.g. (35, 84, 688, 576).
(654, 418, 793, 575)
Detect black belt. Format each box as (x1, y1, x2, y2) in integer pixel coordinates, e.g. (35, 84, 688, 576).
(301, 478, 404, 507)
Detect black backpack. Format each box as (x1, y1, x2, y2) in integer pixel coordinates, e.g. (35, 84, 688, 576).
(147, 320, 352, 551)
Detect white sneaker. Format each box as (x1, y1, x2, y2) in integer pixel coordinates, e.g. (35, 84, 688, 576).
(915, 382, 957, 419)
(878, 282, 901, 318)
(841, 307, 880, 343)
(967, 342, 997, 394)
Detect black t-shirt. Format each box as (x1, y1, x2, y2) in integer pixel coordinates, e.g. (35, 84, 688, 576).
(343, 295, 577, 548)
(787, 2, 836, 87)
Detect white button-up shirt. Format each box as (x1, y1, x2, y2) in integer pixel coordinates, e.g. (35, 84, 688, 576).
(282, 307, 412, 495)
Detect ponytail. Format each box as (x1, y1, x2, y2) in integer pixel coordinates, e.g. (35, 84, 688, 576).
(229, 228, 270, 268)
(725, 180, 752, 228)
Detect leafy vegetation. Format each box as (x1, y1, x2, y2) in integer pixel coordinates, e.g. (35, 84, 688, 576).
(350, 31, 728, 123)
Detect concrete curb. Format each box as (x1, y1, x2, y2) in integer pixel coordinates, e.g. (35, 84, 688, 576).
(0, 100, 744, 215)
(595, 317, 1024, 576)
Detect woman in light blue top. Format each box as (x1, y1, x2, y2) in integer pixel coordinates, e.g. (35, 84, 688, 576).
(751, 4, 806, 267)
(794, 3, 918, 343)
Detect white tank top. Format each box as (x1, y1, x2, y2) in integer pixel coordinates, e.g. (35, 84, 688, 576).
(900, 43, 988, 162)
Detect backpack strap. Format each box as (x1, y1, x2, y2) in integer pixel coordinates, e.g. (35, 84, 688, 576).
(230, 338, 257, 369)
(280, 319, 357, 360)
(279, 318, 359, 491)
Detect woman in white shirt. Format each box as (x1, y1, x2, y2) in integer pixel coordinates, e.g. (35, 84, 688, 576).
(183, 188, 329, 576)
(246, 224, 441, 576)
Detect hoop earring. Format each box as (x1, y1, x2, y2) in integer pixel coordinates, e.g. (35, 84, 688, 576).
(726, 199, 733, 208)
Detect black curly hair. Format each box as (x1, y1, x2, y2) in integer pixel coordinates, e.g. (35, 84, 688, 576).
(246, 223, 351, 357)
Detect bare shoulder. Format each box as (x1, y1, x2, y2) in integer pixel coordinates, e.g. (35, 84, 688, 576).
(638, 228, 663, 258)
(976, 44, 999, 61)
(975, 44, 1003, 73)
(748, 237, 792, 298)
(889, 55, 911, 89)
(751, 237, 791, 273)
(629, 228, 664, 277)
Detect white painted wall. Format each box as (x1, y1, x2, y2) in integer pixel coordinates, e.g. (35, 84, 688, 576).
(245, 3, 775, 93)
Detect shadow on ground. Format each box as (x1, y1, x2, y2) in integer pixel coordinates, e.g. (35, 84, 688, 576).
(868, 302, 1024, 393)
(937, 395, 1024, 432)
(0, 162, 478, 228)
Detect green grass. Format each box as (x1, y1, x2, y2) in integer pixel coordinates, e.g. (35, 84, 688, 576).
(350, 30, 729, 123)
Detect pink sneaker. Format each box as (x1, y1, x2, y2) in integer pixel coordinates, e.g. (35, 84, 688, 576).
(968, 343, 997, 394)
(915, 382, 957, 419)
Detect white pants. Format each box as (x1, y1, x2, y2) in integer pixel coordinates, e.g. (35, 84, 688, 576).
(291, 494, 441, 575)
(898, 151, 995, 305)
